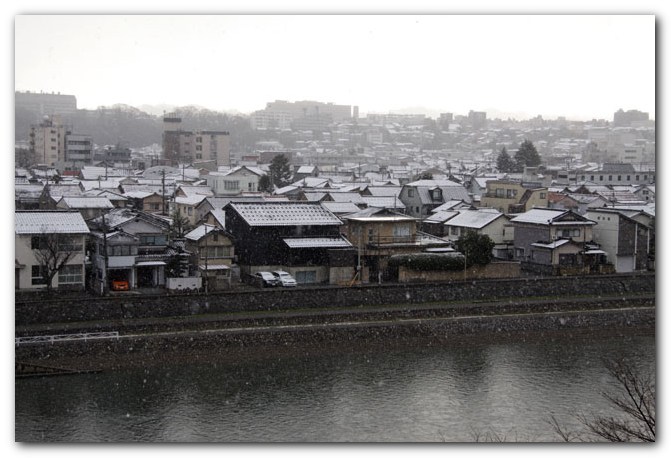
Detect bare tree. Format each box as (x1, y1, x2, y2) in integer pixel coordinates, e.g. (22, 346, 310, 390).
(32, 229, 81, 293)
(549, 358, 655, 442)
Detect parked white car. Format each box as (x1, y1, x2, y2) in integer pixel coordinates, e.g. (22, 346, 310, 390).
(272, 270, 297, 287)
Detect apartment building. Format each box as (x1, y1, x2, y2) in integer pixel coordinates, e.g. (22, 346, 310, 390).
(162, 114, 230, 167)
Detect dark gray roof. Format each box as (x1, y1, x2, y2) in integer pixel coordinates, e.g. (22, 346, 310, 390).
(228, 202, 342, 227)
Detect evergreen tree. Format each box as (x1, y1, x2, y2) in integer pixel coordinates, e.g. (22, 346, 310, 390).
(514, 139, 541, 171)
(258, 174, 272, 193)
(456, 231, 495, 267)
(268, 154, 293, 188)
(496, 146, 516, 173)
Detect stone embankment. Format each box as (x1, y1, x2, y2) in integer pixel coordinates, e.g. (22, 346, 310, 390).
(15, 273, 655, 373)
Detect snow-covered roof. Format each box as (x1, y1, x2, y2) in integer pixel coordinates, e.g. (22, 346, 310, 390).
(365, 186, 402, 197)
(431, 200, 470, 213)
(531, 239, 573, 249)
(444, 210, 504, 229)
(228, 202, 342, 227)
(174, 195, 208, 206)
(15, 211, 90, 235)
(424, 210, 459, 224)
(360, 196, 406, 209)
(509, 208, 567, 225)
(283, 236, 353, 249)
(328, 192, 365, 204)
(321, 202, 361, 215)
(58, 197, 115, 209)
(185, 224, 222, 241)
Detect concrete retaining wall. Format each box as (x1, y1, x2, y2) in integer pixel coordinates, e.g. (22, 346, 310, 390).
(15, 273, 655, 326)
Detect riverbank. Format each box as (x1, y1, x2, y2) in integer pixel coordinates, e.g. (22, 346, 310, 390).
(15, 294, 655, 373)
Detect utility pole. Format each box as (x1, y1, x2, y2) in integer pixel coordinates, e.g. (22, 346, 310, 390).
(161, 168, 167, 215)
(101, 213, 109, 296)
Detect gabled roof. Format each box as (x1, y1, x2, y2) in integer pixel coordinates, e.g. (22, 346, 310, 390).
(510, 208, 596, 226)
(58, 197, 115, 209)
(321, 202, 361, 215)
(15, 211, 90, 235)
(361, 196, 406, 209)
(185, 223, 225, 241)
(227, 202, 342, 227)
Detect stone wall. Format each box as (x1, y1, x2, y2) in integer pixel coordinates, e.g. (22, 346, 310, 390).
(398, 262, 521, 282)
(15, 273, 655, 326)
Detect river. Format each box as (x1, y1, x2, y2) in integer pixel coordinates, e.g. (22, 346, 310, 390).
(15, 326, 654, 442)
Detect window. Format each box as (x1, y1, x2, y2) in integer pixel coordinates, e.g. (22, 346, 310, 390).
(581, 175, 585, 181)
(393, 224, 411, 238)
(540, 192, 547, 199)
(140, 235, 167, 246)
(407, 189, 414, 198)
(590, 175, 594, 181)
(608, 175, 613, 181)
(31, 265, 47, 285)
(627, 175, 631, 181)
(58, 264, 83, 284)
(187, 207, 193, 216)
(559, 228, 580, 238)
(224, 180, 239, 191)
(506, 189, 517, 198)
(617, 175, 621, 181)
(496, 188, 505, 197)
(196, 145, 202, 151)
(58, 235, 83, 252)
(599, 176, 604, 182)
(636, 175, 640, 181)
(450, 226, 459, 236)
(108, 245, 137, 256)
(368, 228, 375, 242)
(203, 245, 231, 258)
(31, 236, 42, 250)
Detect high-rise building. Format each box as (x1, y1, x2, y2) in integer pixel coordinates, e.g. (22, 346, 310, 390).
(162, 113, 230, 167)
(29, 115, 93, 169)
(16, 91, 77, 116)
(29, 115, 67, 166)
(613, 109, 650, 127)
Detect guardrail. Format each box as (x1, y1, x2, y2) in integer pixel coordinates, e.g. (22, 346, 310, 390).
(15, 331, 120, 346)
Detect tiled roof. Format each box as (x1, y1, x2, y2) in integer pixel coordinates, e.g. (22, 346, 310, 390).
(229, 202, 342, 227)
(283, 237, 353, 249)
(15, 211, 90, 235)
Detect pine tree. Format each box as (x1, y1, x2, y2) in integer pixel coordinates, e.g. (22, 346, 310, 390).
(496, 146, 515, 173)
(514, 139, 541, 171)
(268, 154, 293, 188)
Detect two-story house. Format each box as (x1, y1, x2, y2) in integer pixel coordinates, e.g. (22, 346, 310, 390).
(398, 179, 471, 219)
(224, 201, 355, 285)
(184, 224, 236, 290)
(585, 208, 653, 273)
(15, 210, 89, 291)
(442, 209, 513, 260)
(205, 166, 266, 196)
(56, 196, 115, 221)
(480, 180, 549, 214)
(340, 207, 451, 282)
(88, 208, 172, 292)
(509, 208, 601, 275)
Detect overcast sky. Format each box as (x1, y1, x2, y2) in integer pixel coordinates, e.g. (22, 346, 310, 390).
(15, 14, 655, 120)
